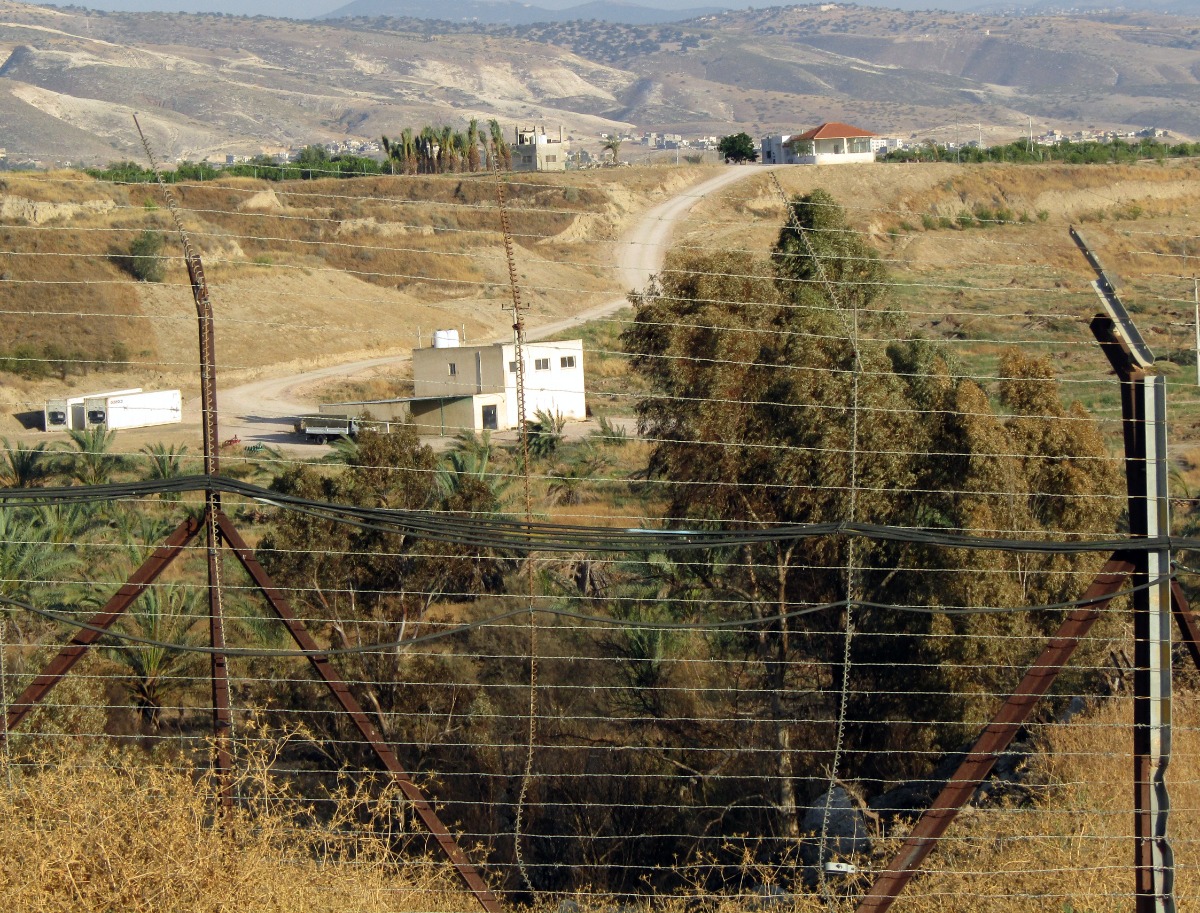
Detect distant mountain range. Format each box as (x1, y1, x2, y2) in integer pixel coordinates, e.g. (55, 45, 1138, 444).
(2, 0, 1198, 167)
(323, 0, 1200, 22)
(972, 1, 1197, 12)
(321, 0, 726, 25)
(30, 0, 1200, 20)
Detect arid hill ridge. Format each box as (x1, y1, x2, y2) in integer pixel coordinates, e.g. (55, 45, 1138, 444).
(0, 1, 1196, 166)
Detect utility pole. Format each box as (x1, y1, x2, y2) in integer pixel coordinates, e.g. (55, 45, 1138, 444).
(856, 229, 1180, 913)
(1072, 227, 1175, 913)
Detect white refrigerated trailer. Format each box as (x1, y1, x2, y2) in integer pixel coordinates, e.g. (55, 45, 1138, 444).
(83, 389, 182, 431)
(44, 388, 142, 431)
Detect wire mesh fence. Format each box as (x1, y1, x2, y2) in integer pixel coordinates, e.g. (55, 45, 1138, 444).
(2, 159, 1200, 911)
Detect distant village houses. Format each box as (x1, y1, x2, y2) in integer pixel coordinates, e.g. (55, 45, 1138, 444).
(761, 122, 878, 165)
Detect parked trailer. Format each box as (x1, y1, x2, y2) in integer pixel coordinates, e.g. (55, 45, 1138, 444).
(45, 388, 142, 431)
(43, 399, 69, 431)
(83, 389, 182, 431)
(296, 414, 358, 444)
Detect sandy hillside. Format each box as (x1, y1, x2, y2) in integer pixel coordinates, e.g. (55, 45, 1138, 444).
(4, 161, 1200, 459)
(0, 165, 718, 439)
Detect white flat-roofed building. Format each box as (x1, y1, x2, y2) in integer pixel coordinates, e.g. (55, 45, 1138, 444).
(322, 331, 586, 436)
(512, 125, 568, 172)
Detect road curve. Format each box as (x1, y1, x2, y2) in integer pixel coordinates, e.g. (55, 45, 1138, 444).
(216, 166, 763, 445)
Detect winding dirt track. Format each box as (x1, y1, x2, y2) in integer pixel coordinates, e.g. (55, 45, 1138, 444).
(216, 166, 763, 446)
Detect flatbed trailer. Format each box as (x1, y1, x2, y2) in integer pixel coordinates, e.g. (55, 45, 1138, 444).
(296, 414, 358, 444)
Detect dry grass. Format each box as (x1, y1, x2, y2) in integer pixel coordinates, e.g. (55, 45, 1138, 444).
(0, 683, 1195, 911)
(0, 735, 477, 913)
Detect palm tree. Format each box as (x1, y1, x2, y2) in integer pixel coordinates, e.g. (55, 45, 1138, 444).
(439, 125, 456, 173)
(0, 508, 81, 642)
(326, 435, 361, 465)
(437, 447, 509, 512)
(381, 134, 398, 174)
(141, 442, 188, 482)
(400, 126, 416, 174)
(488, 119, 510, 171)
(419, 126, 438, 174)
(602, 135, 623, 164)
(32, 501, 96, 547)
(103, 582, 204, 729)
(451, 429, 492, 463)
(65, 426, 123, 486)
(0, 437, 54, 487)
(466, 118, 482, 172)
(526, 408, 567, 460)
(546, 447, 607, 507)
(453, 130, 469, 173)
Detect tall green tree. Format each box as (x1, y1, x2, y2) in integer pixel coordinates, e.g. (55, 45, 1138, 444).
(717, 131, 758, 163)
(466, 118, 482, 172)
(602, 136, 623, 164)
(258, 427, 504, 745)
(381, 134, 400, 174)
(488, 119, 510, 171)
(620, 189, 1121, 836)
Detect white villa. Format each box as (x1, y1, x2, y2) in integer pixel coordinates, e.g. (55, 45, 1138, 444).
(320, 330, 586, 436)
(761, 122, 878, 165)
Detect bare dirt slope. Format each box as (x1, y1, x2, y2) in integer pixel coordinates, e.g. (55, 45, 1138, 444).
(5, 160, 1199, 462)
(0, 164, 722, 445)
(215, 165, 761, 446)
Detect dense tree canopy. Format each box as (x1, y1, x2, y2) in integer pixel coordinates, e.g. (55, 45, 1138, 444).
(718, 132, 758, 163)
(620, 189, 1122, 829)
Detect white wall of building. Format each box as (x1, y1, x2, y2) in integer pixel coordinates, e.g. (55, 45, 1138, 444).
(499, 339, 586, 426)
(411, 337, 585, 431)
(761, 134, 877, 165)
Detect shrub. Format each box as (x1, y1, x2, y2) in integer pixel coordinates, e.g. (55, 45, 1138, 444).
(590, 415, 629, 447)
(526, 408, 566, 459)
(118, 229, 166, 282)
(920, 213, 938, 230)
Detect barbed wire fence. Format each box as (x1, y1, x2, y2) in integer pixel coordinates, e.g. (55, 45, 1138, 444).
(1, 158, 1200, 912)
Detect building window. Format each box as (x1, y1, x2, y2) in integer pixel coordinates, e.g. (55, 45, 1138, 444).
(560, 356, 576, 368)
(447, 363, 457, 376)
(545, 155, 556, 163)
(534, 358, 550, 371)
(508, 361, 518, 373)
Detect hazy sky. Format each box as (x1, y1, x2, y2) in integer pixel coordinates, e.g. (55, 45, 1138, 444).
(35, 1, 991, 19)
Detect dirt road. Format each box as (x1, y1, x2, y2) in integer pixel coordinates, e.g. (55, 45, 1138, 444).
(216, 166, 764, 447)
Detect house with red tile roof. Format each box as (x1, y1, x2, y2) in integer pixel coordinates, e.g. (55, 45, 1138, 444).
(761, 123, 878, 165)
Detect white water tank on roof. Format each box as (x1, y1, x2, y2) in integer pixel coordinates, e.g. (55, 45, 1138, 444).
(432, 328, 461, 348)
